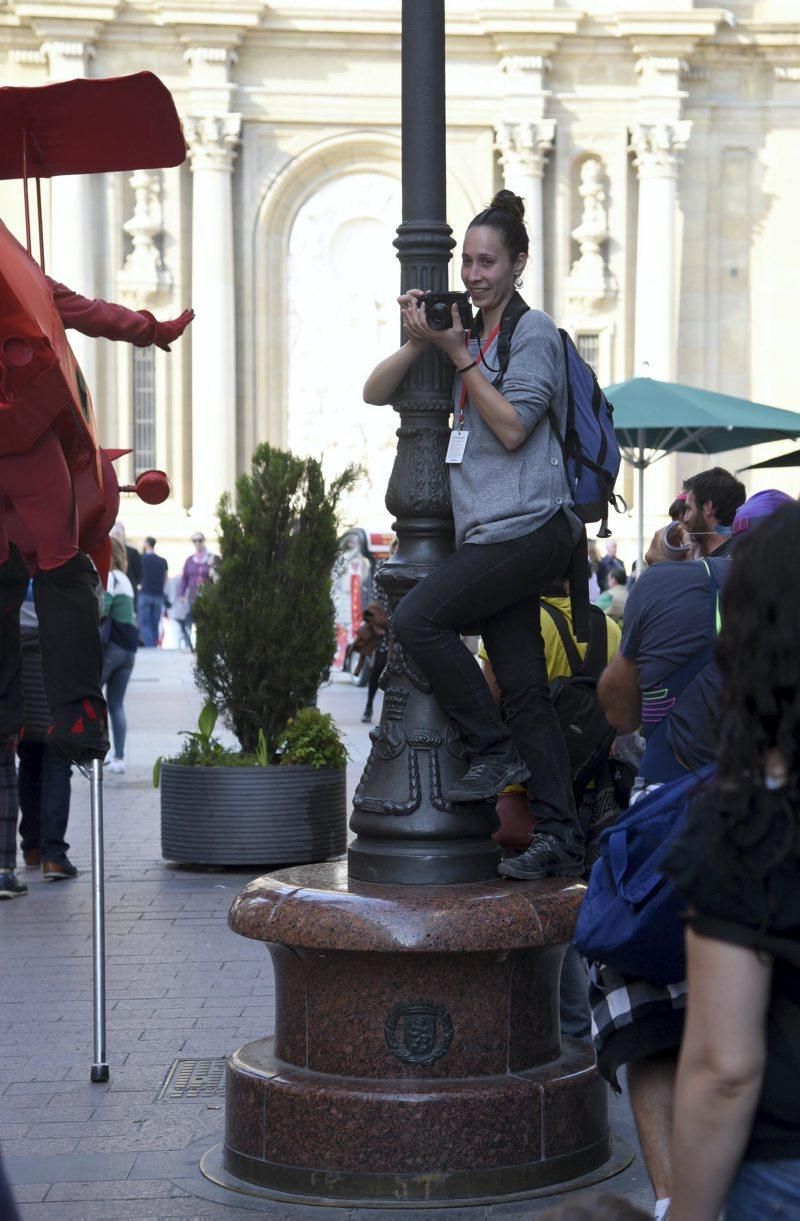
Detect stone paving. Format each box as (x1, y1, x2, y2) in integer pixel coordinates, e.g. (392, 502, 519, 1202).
(0, 649, 652, 1219)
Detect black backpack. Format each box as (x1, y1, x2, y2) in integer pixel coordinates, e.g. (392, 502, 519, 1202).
(540, 601, 616, 800)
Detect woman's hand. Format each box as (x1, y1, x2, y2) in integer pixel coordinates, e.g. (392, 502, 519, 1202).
(401, 297, 469, 365)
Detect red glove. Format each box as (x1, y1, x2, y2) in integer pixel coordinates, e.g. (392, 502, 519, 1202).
(149, 308, 195, 352)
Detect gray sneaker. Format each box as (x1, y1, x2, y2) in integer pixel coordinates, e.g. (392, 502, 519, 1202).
(447, 756, 530, 804)
(0, 870, 28, 899)
(497, 833, 584, 881)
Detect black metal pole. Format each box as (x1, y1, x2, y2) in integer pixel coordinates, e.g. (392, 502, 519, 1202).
(348, 0, 500, 885)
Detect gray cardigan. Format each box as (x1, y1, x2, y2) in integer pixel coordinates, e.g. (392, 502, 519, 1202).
(449, 309, 580, 549)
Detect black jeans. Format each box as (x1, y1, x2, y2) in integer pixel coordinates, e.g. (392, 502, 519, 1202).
(17, 740, 73, 863)
(392, 511, 579, 847)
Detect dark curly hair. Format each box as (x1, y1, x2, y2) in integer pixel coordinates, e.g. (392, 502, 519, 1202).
(467, 189, 529, 261)
(713, 502, 800, 878)
(683, 467, 745, 527)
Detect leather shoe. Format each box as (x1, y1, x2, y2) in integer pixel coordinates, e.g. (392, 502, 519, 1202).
(23, 849, 41, 868)
(42, 858, 78, 882)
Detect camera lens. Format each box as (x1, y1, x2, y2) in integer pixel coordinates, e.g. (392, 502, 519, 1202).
(427, 303, 450, 330)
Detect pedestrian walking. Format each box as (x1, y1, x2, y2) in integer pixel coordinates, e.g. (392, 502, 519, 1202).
(364, 188, 585, 880)
(0, 736, 25, 898)
(666, 501, 800, 1221)
(138, 536, 168, 647)
(102, 538, 138, 773)
(17, 585, 76, 880)
(110, 520, 142, 609)
(176, 532, 215, 651)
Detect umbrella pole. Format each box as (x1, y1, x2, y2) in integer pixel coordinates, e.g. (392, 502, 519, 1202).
(637, 429, 646, 574)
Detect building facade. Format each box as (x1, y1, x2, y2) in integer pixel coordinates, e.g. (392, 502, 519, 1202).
(1, 0, 799, 566)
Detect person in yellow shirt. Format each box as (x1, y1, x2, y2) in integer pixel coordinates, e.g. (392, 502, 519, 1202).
(480, 579, 621, 701)
(480, 578, 623, 1040)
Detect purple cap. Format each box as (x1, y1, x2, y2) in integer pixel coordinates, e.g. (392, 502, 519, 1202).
(732, 489, 795, 535)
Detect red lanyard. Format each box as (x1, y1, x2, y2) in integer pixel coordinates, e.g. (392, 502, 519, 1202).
(457, 323, 500, 430)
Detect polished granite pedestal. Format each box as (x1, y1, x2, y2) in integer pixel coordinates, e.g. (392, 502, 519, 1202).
(202, 862, 627, 1208)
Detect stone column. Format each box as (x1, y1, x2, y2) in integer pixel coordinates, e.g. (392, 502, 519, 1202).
(184, 112, 241, 518)
(495, 120, 555, 310)
(630, 121, 690, 381)
(42, 39, 97, 390)
(495, 56, 555, 311)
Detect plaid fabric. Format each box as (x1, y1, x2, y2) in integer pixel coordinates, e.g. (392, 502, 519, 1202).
(590, 962, 687, 1089)
(0, 736, 18, 869)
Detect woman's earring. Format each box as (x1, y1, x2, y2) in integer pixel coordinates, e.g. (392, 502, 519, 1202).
(514, 275, 523, 288)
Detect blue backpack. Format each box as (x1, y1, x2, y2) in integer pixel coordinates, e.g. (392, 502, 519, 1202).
(488, 293, 622, 537)
(573, 764, 715, 986)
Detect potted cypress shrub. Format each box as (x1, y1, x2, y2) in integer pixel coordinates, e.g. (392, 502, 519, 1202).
(157, 443, 358, 866)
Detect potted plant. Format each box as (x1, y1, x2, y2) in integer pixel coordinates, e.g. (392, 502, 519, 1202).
(157, 443, 358, 866)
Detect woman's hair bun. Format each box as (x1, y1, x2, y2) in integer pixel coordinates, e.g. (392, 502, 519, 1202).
(489, 189, 525, 221)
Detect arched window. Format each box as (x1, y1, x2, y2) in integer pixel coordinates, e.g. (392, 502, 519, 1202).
(286, 171, 401, 518)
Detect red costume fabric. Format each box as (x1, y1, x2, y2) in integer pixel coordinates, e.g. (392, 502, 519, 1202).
(0, 429, 76, 570)
(2, 282, 193, 571)
(48, 280, 193, 352)
(48, 278, 157, 346)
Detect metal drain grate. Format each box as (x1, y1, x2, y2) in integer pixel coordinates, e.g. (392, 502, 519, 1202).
(158, 1058, 227, 1101)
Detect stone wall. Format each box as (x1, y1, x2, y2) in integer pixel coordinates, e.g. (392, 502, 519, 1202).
(1, 1, 798, 564)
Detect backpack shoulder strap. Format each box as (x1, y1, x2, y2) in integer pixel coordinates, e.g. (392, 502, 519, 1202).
(491, 291, 530, 388)
(579, 605, 608, 680)
(701, 556, 730, 634)
(540, 600, 584, 677)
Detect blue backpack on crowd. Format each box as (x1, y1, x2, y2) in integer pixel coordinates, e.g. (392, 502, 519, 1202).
(488, 292, 622, 537)
(573, 764, 715, 986)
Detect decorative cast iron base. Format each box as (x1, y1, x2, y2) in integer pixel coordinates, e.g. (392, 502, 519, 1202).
(205, 862, 622, 1208)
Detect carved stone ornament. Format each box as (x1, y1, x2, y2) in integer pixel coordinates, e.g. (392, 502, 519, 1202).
(634, 56, 687, 91)
(384, 1001, 454, 1066)
(494, 120, 555, 181)
(566, 158, 616, 311)
(629, 122, 692, 179)
(184, 114, 242, 173)
(118, 170, 171, 304)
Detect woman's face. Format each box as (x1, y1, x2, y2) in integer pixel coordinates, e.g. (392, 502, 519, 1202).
(460, 225, 526, 315)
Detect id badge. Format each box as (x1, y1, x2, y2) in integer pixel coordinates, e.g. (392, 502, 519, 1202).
(446, 430, 469, 464)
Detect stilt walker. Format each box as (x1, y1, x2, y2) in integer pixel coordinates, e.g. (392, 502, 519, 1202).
(0, 72, 192, 1079)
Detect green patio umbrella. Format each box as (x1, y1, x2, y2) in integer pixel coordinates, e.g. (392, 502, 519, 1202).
(603, 377, 800, 566)
(737, 447, 800, 473)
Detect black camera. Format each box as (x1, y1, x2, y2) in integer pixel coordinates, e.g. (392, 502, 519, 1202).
(420, 291, 473, 332)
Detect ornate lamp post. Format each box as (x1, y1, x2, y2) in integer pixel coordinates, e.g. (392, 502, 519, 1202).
(204, 2, 623, 1207)
(347, 2, 500, 886)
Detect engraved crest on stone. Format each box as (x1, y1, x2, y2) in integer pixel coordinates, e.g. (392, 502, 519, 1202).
(384, 1001, 454, 1065)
